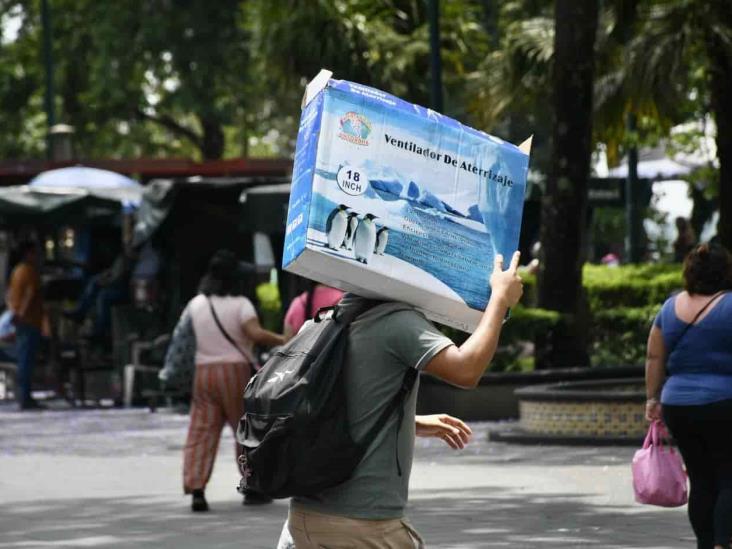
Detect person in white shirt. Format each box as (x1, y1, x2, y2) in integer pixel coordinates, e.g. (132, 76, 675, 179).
(180, 250, 285, 512)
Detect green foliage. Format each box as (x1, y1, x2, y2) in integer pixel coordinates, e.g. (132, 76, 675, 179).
(500, 304, 561, 341)
(582, 264, 679, 365)
(521, 263, 682, 310)
(590, 207, 626, 260)
(501, 263, 681, 370)
(467, 1, 554, 172)
(0, 0, 494, 160)
(1, 0, 261, 159)
(0, 0, 45, 158)
(245, 0, 492, 153)
(483, 305, 560, 372)
(0, 0, 729, 171)
(590, 305, 660, 366)
(582, 263, 682, 310)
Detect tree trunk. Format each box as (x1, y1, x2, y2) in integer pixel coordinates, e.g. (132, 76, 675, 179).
(535, 0, 598, 369)
(200, 116, 225, 160)
(706, 16, 732, 252)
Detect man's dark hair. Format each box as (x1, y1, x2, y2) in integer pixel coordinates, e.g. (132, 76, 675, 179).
(304, 280, 318, 321)
(683, 243, 732, 295)
(198, 249, 244, 297)
(16, 239, 36, 257)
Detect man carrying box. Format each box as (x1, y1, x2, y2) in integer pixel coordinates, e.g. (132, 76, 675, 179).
(287, 251, 524, 548)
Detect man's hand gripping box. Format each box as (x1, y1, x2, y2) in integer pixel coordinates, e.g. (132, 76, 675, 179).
(283, 70, 531, 332)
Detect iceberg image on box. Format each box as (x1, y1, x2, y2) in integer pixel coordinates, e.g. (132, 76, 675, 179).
(283, 73, 530, 329)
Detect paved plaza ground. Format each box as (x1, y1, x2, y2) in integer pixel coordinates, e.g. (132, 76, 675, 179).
(0, 405, 693, 548)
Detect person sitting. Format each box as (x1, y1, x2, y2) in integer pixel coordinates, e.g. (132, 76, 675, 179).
(64, 247, 135, 340)
(673, 216, 696, 263)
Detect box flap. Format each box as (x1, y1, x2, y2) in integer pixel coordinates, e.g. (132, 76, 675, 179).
(301, 69, 334, 109)
(517, 135, 533, 155)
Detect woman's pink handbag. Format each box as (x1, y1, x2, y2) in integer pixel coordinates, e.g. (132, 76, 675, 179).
(632, 420, 688, 507)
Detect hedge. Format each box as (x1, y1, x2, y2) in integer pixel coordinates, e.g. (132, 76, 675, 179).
(486, 304, 660, 371)
(590, 305, 661, 367)
(582, 264, 682, 311)
(493, 264, 679, 370)
(521, 263, 682, 311)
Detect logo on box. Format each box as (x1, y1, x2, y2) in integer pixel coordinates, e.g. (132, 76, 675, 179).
(338, 112, 371, 146)
(336, 165, 368, 196)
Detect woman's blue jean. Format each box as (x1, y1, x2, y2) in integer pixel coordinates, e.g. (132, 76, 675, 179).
(73, 275, 128, 337)
(15, 323, 40, 405)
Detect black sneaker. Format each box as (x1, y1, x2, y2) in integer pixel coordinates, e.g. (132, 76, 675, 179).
(18, 399, 45, 411)
(243, 490, 273, 506)
(62, 309, 84, 323)
(191, 489, 209, 512)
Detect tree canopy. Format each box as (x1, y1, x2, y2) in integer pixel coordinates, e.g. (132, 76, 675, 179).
(0, 0, 496, 159)
(3, 0, 732, 368)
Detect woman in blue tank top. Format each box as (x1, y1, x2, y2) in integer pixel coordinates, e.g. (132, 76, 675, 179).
(645, 244, 732, 549)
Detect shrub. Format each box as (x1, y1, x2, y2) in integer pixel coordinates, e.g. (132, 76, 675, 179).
(501, 263, 678, 370)
(442, 263, 679, 372)
(521, 263, 682, 311)
(501, 305, 562, 342)
(590, 305, 661, 367)
(494, 306, 562, 371)
(582, 264, 682, 311)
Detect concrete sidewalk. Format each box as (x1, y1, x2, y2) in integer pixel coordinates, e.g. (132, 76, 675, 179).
(0, 406, 692, 548)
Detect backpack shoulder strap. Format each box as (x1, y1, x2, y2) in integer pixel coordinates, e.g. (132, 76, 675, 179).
(333, 298, 383, 324)
(340, 298, 422, 475)
(318, 296, 420, 475)
(332, 297, 416, 325)
(360, 366, 419, 476)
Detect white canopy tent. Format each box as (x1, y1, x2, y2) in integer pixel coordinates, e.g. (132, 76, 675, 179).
(595, 119, 719, 254)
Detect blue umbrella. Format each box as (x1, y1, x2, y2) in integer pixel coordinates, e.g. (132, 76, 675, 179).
(28, 166, 142, 208)
(29, 166, 140, 190)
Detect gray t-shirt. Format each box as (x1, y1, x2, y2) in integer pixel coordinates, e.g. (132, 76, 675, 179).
(292, 296, 453, 520)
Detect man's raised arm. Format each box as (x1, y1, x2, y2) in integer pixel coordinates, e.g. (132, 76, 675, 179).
(424, 251, 524, 388)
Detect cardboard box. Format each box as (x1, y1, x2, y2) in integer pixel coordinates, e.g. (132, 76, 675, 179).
(283, 70, 531, 332)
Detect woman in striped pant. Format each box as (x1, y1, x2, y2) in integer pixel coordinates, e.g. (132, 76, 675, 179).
(182, 250, 285, 512)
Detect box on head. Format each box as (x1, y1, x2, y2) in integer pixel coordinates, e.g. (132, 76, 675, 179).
(283, 69, 532, 332)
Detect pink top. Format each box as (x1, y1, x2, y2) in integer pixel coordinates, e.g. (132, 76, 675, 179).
(188, 294, 257, 365)
(284, 286, 344, 335)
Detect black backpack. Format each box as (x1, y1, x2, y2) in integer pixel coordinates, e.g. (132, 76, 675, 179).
(236, 297, 417, 499)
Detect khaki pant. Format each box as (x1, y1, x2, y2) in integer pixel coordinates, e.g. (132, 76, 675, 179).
(288, 507, 425, 549)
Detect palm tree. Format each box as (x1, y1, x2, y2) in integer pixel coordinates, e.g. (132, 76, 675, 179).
(596, 1, 732, 248)
(246, 0, 490, 121)
(473, 0, 732, 366)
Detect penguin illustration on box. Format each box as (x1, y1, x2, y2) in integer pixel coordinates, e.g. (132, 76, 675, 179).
(354, 214, 378, 264)
(326, 204, 349, 250)
(341, 211, 359, 250)
(375, 226, 389, 256)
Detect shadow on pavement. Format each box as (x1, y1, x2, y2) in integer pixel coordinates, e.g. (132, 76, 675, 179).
(409, 486, 691, 548)
(0, 487, 691, 548)
(0, 496, 289, 549)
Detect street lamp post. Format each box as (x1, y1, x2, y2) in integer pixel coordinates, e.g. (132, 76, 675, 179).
(427, 0, 443, 113)
(41, 0, 56, 159)
(625, 113, 642, 263)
